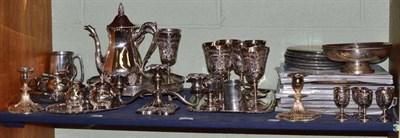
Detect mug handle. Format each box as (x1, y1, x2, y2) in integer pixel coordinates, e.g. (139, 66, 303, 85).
(73, 54, 85, 82)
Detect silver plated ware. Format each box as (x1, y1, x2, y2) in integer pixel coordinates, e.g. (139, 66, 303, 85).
(230, 40, 246, 82)
(49, 51, 84, 82)
(276, 73, 321, 122)
(333, 86, 350, 122)
(136, 64, 196, 115)
(157, 28, 181, 83)
(223, 79, 246, 112)
(375, 87, 396, 123)
(8, 67, 42, 114)
(202, 41, 232, 80)
(323, 42, 392, 74)
(353, 87, 373, 123)
(241, 40, 269, 112)
(84, 3, 157, 86)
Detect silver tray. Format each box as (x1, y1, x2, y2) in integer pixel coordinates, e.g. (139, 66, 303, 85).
(45, 103, 124, 114)
(86, 71, 185, 97)
(286, 46, 325, 55)
(186, 88, 276, 113)
(285, 56, 344, 65)
(285, 51, 327, 58)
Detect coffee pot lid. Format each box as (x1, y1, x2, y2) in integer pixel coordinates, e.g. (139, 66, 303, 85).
(107, 3, 135, 28)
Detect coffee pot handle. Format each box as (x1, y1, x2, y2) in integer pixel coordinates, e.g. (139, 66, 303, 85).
(73, 54, 85, 82)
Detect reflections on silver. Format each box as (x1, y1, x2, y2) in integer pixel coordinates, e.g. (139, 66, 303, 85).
(241, 40, 269, 112)
(8, 67, 42, 114)
(202, 40, 232, 80)
(50, 51, 85, 82)
(241, 40, 269, 84)
(375, 87, 395, 123)
(229, 40, 246, 82)
(353, 87, 373, 123)
(84, 3, 157, 85)
(157, 28, 181, 83)
(323, 42, 392, 74)
(157, 28, 181, 66)
(333, 86, 350, 122)
(223, 79, 246, 112)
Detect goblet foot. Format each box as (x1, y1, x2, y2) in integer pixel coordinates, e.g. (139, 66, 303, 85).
(378, 114, 392, 123)
(358, 115, 371, 123)
(335, 114, 349, 122)
(341, 62, 374, 74)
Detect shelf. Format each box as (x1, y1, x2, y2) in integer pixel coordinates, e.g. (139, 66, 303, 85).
(0, 89, 397, 133)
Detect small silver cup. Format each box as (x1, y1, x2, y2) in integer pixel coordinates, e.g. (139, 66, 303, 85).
(223, 79, 246, 112)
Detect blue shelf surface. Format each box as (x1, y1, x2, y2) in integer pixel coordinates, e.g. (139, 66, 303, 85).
(0, 89, 397, 132)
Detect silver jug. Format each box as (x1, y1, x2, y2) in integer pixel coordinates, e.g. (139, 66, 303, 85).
(84, 3, 157, 85)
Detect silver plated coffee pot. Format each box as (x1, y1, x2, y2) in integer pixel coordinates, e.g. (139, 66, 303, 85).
(84, 3, 157, 85)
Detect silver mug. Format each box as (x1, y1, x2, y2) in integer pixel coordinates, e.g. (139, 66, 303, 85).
(49, 51, 84, 82)
(223, 79, 246, 112)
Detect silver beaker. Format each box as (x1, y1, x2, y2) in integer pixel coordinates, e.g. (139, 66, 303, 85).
(223, 79, 246, 112)
(49, 51, 84, 82)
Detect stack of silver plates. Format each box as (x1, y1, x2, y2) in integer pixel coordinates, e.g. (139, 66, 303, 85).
(284, 46, 344, 70)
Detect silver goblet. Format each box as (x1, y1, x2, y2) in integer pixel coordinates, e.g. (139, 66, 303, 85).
(241, 40, 269, 112)
(202, 41, 232, 80)
(229, 39, 246, 82)
(351, 87, 362, 119)
(202, 42, 213, 73)
(333, 86, 350, 122)
(354, 87, 373, 123)
(375, 87, 395, 123)
(156, 28, 181, 83)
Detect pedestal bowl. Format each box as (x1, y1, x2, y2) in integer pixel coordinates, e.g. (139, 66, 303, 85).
(322, 42, 391, 74)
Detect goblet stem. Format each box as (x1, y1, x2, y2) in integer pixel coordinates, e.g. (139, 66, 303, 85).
(208, 92, 213, 111)
(340, 107, 344, 116)
(253, 82, 258, 112)
(239, 73, 244, 83)
(167, 66, 171, 84)
(382, 108, 387, 117)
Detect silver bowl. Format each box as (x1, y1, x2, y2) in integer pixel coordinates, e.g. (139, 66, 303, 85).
(322, 42, 391, 74)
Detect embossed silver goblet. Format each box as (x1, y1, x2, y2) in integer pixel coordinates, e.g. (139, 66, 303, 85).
(354, 87, 373, 123)
(230, 40, 245, 82)
(333, 86, 350, 122)
(241, 40, 269, 112)
(202, 42, 213, 73)
(157, 28, 181, 83)
(351, 87, 362, 119)
(375, 87, 395, 123)
(202, 41, 232, 80)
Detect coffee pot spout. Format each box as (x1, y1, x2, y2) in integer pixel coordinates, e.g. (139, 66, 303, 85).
(84, 25, 105, 75)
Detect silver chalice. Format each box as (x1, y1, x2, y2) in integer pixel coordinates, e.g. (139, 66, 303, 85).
(241, 40, 269, 112)
(333, 86, 350, 122)
(375, 87, 395, 123)
(156, 28, 181, 83)
(354, 87, 373, 123)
